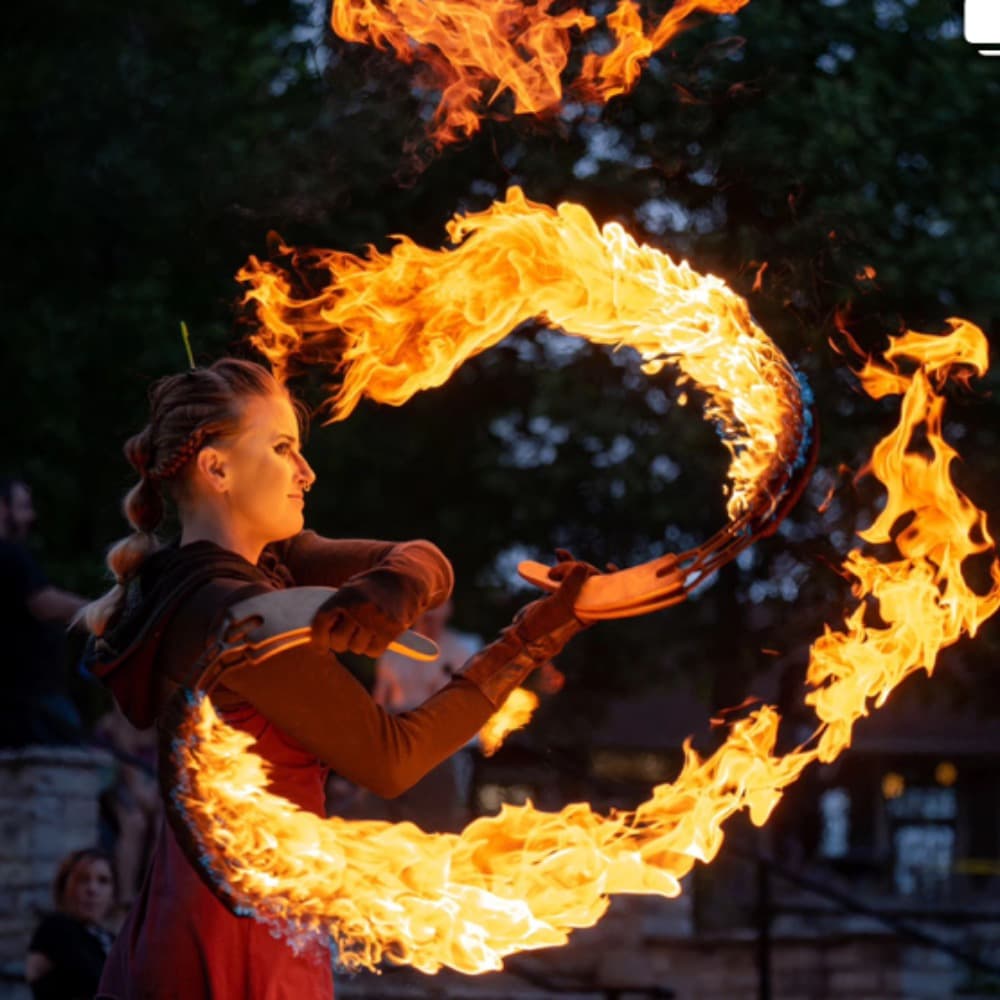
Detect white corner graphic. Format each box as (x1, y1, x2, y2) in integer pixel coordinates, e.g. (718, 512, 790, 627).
(965, 0, 1000, 54)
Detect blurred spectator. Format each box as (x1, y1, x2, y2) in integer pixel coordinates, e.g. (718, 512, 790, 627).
(0, 476, 88, 747)
(25, 847, 117, 1000)
(369, 600, 480, 832)
(93, 706, 161, 909)
(373, 600, 475, 712)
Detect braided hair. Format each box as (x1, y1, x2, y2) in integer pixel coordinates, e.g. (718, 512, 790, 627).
(80, 359, 294, 636)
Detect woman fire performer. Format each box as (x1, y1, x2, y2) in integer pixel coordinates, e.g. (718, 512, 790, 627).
(79, 358, 591, 999)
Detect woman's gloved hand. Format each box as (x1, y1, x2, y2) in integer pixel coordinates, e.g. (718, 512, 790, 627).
(546, 547, 617, 583)
(510, 558, 594, 652)
(310, 588, 405, 659)
(460, 554, 598, 708)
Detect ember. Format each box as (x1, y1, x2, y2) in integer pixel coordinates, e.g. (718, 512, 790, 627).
(478, 686, 539, 756)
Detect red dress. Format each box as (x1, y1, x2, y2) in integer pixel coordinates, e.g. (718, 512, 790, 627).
(91, 532, 495, 1000)
(99, 705, 335, 999)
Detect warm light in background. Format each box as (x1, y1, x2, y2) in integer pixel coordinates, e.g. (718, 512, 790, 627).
(882, 772, 906, 800)
(935, 761, 958, 787)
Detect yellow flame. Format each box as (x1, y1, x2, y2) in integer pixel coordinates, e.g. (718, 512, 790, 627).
(477, 687, 540, 756)
(331, 0, 751, 145)
(240, 186, 804, 523)
(174, 320, 998, 974)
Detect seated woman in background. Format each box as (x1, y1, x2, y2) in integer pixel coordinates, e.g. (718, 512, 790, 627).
(25, 848, 116, 1000)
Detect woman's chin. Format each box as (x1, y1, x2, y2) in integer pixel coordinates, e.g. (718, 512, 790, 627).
(277, 512, 305, 539)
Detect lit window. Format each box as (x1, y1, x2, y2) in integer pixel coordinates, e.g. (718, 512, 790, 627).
(819, 788, 851, 859)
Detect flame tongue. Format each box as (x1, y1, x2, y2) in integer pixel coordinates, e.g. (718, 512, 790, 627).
(805, 319, 1000, 762)
(168, 321, 998, 974)
(331, 0, 752, 144)
(241, 186, 805, 524)
(578, 0, 751, 101)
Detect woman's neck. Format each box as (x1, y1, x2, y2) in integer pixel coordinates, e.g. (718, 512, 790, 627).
(179, 509, 263, 565)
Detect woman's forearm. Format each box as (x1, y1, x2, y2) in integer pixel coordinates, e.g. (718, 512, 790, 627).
(219, 644, 491, 798)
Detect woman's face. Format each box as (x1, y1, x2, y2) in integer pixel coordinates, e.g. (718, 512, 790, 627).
(61, 857, 114, 924)
(209, 391, 316, 547)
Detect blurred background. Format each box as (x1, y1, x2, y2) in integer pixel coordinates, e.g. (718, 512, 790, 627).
(3, 0, 1000, 996)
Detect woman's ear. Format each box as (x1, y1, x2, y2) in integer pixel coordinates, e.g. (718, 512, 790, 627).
(193, 446, 229, 494)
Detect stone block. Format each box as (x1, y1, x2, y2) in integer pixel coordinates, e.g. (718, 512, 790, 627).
(901, 944, 959, 971)
(0, 823, 31, 862)
(19, 797, 62, 828)
(775, 943, 824, 971)
(830, 969, 882, 993)
(0, 863, 34, 891)
(898, 968, 960, 999)
(14, 886, 47, 915)
(0, 939, 30, 967)
(32, 826, 75, 865)
(775, 968, 825, 995)
(60, 796, 99, 837)
(595, 948, 655, 987)
(826, 940, 876, 969)
(646, 949, 674, 979)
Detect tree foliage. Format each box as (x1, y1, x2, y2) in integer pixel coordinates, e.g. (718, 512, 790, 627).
(3, 0, 998, 735)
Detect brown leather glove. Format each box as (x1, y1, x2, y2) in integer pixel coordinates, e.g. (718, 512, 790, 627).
(460, 560, 594, 709)
(547, 547, 617, 581)
(310, 588, 406, 659)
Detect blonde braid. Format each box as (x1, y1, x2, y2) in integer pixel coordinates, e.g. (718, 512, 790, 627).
(79, 428, 165, 635)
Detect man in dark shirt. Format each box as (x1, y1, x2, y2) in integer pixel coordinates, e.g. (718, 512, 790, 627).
(0, 477, 88, 747)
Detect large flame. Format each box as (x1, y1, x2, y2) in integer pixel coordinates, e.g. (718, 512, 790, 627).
(240, 186, 806, 525)
(331, 0, 751, 145)
(171, 320, 998, 974)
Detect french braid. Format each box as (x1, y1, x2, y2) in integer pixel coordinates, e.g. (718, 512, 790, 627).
(80, 359, 290, 636)
(149, 429, 209, 482)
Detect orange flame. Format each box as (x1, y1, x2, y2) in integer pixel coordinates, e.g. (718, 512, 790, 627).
(477, 686, 540, 756)
(331, 0, 751, 144)
(171, 320, 998, 974)
(240, 186, 805, 524)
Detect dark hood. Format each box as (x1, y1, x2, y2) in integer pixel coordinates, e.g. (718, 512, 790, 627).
(84, 540, 291, 728)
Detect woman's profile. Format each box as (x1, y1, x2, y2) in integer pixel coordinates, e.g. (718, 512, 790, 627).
(80, 358, 591, 998)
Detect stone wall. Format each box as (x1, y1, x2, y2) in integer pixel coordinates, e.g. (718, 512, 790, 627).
(0, 744, 110, 998)
(1, 750, 996, 1000)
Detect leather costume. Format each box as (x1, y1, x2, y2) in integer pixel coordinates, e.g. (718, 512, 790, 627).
(88, 531, 585, 999)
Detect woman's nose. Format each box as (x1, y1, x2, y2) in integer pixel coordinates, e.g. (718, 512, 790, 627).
(297, 456, 317, 488)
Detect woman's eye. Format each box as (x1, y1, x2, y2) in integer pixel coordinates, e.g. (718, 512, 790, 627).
(275, 443, 290, 455)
